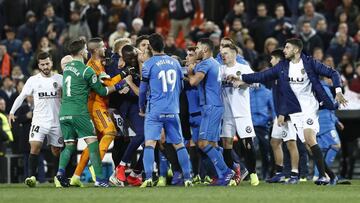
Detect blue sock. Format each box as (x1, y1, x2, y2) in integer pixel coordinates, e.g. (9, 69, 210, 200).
(325, 147, 339, 167)
(159, 150, 168, 177)
(176, 147, 191, 180)
(143, 146, 155, 180)
(203, 145, 228, 176)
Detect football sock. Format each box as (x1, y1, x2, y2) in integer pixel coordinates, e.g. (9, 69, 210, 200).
(133, 151, 144, 174)
(112, 137, 129, 167)
(189, 146, 200, 175)
(164, 143, 181, 172)
(223, 149, 233, 169)
(159, 150, 168, 177)
(202, 144, 228, 176)
(74, 134, 113, 176)
(243, 138, 256, 174)
(325, 147, 339, 167)
(143, 146, 155, 179)
(176, 147, 192, 180)
(88, 141, 104, 179)
(275, 164, 284, 173)
(28, 153, 38, 177)
(58, 144, 76, 175)
(311, 144, 326, 178)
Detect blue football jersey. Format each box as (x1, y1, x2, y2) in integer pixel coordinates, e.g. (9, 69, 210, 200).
(184, 81, 201, 114)
(142, 55, 183, 114)
(194, 57, 223, 106)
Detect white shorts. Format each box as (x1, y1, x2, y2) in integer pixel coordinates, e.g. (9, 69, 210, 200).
(289, 112, 319, 141)
(271, 118, 303, 142)
(221, 117, 256, 139)
(29, 124, 63, 147)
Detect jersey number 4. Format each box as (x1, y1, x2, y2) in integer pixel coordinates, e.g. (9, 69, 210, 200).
(158, 70, 177, 92)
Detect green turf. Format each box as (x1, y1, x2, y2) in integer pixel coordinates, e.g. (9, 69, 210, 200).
(1, 181, 360, 203)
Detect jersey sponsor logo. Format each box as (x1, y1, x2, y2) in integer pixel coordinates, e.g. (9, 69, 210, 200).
(306, 118, 313, 125)
(288, 77, 304, 83)
(92, 74, 97, 83)
(38, 91, 59, 99)
(245, 126, 252, 133)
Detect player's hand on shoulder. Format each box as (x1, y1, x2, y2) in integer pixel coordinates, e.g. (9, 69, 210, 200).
(99, 72, 110, 83)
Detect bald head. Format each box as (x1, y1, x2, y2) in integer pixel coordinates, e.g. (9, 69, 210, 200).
(61, 55, 73, 70)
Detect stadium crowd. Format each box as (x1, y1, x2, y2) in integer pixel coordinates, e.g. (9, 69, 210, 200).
(0, 0, 360, 186)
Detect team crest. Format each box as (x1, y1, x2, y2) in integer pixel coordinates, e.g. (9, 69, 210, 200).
(306, 118, 313, 125)
(282, 131, 287, 138)
(301, 68, 305, 75)
(53, 82, 58, 89)
(236, 71, 241, 76)
(58, 137, 64, 144)
(245, 126, 252, 133)
(92, 74, 97, 83)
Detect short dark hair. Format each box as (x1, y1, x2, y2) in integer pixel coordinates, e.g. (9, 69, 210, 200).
(235, 0, 243, 5)
(136, 35, 149, 48)
(149, 33, 164, 52)
(303, 20, 311, 25)
(37, 51, 51, 61)
(68, 39, 86, 56)
(275, 3, 284, 10)
(187, 46, 196, 52)
(198, 38, 214, 52)
(285, 38, 303, 51)
(222, 44, 238, 54)
(270, 49, 284, 59)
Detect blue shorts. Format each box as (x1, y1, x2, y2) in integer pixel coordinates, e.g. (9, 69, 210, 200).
(317, 130, 340, 149)
(199, 105, 223, 142)
(144, 113, 183, 144)
(190, 113, 201, 142)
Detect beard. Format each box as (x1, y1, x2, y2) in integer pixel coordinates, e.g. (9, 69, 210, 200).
(41, 68, 51, 76)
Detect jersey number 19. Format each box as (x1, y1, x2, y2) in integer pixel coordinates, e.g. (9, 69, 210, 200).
(158, 70, 177, 92)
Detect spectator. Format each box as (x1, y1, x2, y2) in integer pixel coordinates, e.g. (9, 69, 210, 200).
(0, 45, 14, 79)
(242, 37, 258, 68)
(323, 55, 336, 68)
(133, 0, 158, 30)
(1, 27, 23, 60)
(35, 3, 66, 42)
(336, 12, 357, 37)
(258, 37, 279, 64)
(228, 18, 249, 48)
(131, 18, 147, 36)
(315, 19, 333, 51)
(313, 47, 324, 61)
(337, 53, 354, 71)
(271, 3, 294, 46)
(80, 0, 107, 37)
(17, 11, 38, 48)
(190, 21, 221, 43)
(296, 0, 325, 32)
(223, 0, 248, 27)
(349, 63, 360, 93)
(326, 32, 358, 66)
(106, 0, 132, 35)
(11, 65, 26, 82)
(249, 3, 274, 53)
(164, 35, 186, 59)
(299, 21, 323, 55)
(0, 76, 17, 113)
(108, 22, 130, 49)
(340, 63, 356, 87)
(335, 0, 359, 23)
(169, 0, 195, 37)
(210, 33, 221, 57)
(16, 39, 33, 77)
(59, 10, 92, 47)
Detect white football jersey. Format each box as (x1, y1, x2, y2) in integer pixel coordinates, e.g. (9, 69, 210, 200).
(221, 62, 253, 118)
(288, 59, 319, 114)
(10, 73, 63, 128)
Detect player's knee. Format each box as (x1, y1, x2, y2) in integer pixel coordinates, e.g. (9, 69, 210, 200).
(286, 140, 297, 150)
(51, 147, 61, 157)
(145, 140, 156, 148)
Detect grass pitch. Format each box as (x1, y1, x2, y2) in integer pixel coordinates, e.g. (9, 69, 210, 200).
(1, 180, 360, 203)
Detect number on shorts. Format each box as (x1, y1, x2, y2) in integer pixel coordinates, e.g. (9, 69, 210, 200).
(65, 76, 71, 97)
(158, 69, 177, 92)
(31, 125, 40, 133)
